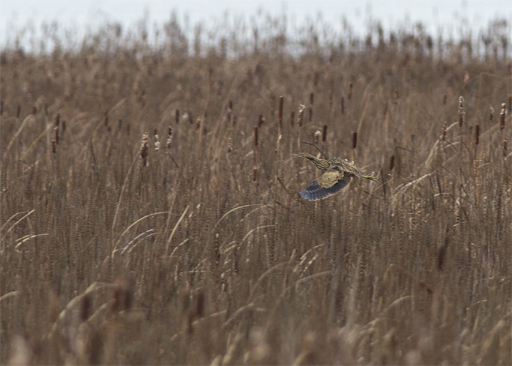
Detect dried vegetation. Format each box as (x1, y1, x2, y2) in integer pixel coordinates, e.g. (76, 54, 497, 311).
(1, 14, 511, 365)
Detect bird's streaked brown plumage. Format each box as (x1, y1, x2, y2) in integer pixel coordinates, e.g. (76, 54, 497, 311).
(293, 152, 376, 201)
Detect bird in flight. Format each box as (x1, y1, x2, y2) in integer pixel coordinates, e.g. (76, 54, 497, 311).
(293, 152, 377, 201)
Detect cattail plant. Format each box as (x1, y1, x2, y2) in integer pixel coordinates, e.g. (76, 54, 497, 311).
(140, 132, 149, 166)
(322, 125, 328, 142)
(278, 96, 284, 134)
(166, 127, 173, 149)
(54, 127, 59, 145)
(458, 96, 465, 127)
(254, 126, 259, 147)
(297, 104, 305, 127)
(154, 129, 160, 151)
(314, 130, 321, 144)
(258, 114, 265, 128)
(228, 100, 233, 124)
(175, 109, 180, 124)
(500, 103, 506, 131)
(308, 92, 313, 122)
(227, 138, 233, 153)
(352, 131, 358, 149)
(16, 105, 21, 118)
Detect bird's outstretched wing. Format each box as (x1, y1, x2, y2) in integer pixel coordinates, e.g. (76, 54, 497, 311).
(299, 169, 351, 201)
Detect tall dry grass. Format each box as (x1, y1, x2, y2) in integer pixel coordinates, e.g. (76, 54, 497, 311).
(1, 15, 511, 365)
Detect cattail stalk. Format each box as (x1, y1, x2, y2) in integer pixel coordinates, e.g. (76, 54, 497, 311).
(389, 155, 395, 171)
(278, 96, 283, 135)
(322, 125, 327, 142)
(253, 126, 258, 147)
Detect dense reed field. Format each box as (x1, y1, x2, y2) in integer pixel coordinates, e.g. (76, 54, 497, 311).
(1, 15, 511, 364)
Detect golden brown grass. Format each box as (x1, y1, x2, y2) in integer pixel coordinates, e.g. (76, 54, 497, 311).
(1, 16, 511, 365)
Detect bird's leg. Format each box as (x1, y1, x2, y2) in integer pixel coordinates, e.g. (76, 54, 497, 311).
(362, 174, 378, 182)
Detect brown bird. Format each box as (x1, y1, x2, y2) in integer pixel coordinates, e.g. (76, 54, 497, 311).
(293, 152, 377, 201)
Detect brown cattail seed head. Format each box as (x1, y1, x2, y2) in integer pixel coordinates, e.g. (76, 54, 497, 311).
(258, 114, 265, 128)
(352, 131, 358, 149)
(508, 94, 512, 113)
(16, 105, 21, 118)
(253, 166, 258, 182)
(475, 123, 480, 145)
(111, 275, 134, 313)
(140, 132, 148, 166)
(154, 129, 160, 151)
(389, 155, 395, 171)
(193, 291, 205, 319)
(175, 109, 180, 124)
(458, 96, 465, 127)
(80, 293, 92, 322)
(322, 125, 327, 142)
(314, 130, 321, 144)
(167, 127, 173, 149)
(297, 104, 305, 127)
(500, 103, 506, 130)
(254, 126, 258, 147)
(503, 139, 508, 157)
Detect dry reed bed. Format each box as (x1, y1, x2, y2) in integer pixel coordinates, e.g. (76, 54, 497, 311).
(1, 17, 511, 365)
